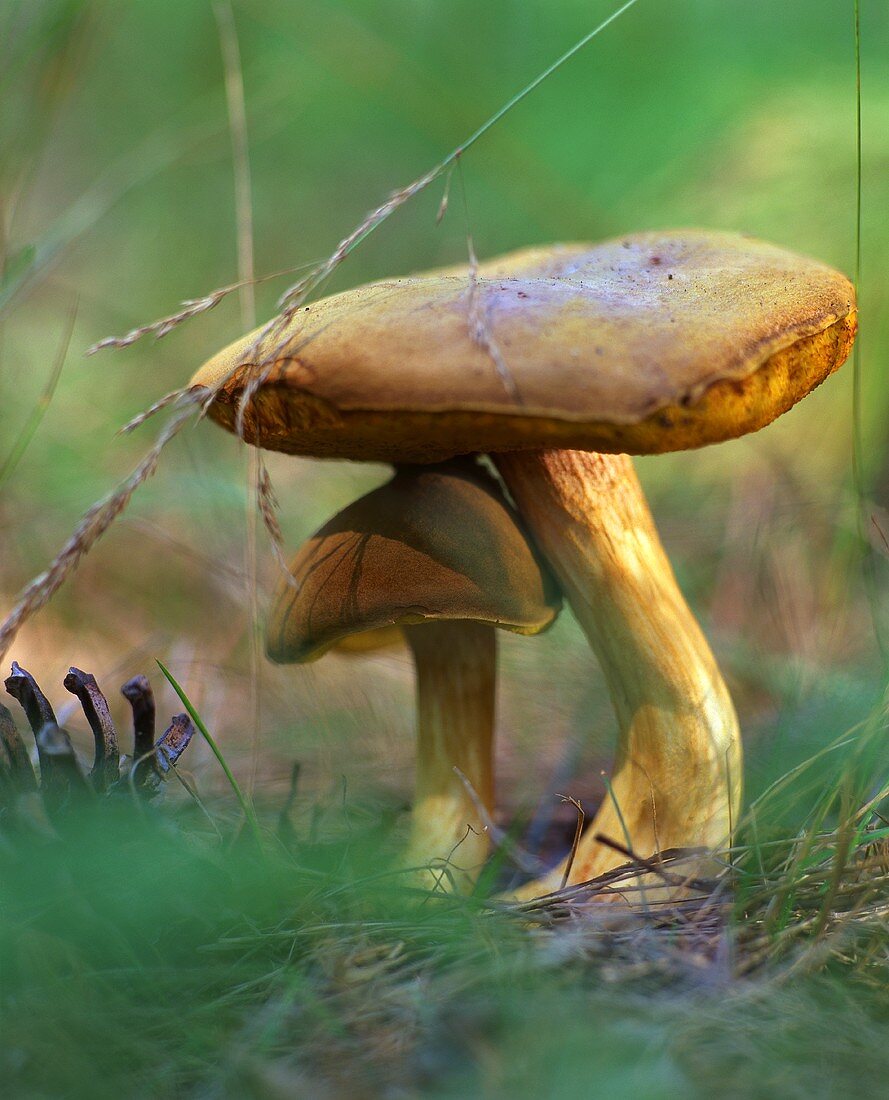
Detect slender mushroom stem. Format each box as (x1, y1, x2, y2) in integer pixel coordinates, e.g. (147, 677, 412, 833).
(403, 620, 496, 890)
(64, 668, 120, 792)
(494, 449, 741, 896)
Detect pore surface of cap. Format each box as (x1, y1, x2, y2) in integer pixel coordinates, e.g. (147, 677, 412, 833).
(193, 230, 856, 463)
(267, 462, 561, 663)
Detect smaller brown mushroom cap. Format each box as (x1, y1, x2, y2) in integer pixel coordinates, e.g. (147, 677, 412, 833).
(267, 460, 561, 662)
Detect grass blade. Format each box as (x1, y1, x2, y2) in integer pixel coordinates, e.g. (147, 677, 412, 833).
(214, 0, 263, 801)
(849, 0, 885, 666)
(93, 0, 643, 353)
(155, 658, 262, 845)
(0, 297, 76, 489)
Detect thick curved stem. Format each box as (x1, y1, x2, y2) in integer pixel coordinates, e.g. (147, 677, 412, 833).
(404, 620, 496, 891)
(494, 450, 741, 897)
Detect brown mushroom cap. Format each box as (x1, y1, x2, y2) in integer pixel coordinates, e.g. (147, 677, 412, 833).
(192, 230, 856, 463)
(267, 461, 561, 663)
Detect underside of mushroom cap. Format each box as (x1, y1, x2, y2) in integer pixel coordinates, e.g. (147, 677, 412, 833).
(192, 230, 856, 463)
(266, 460, 561, 663)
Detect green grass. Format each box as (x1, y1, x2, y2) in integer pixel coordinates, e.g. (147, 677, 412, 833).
(2, 677, 889, 1097)
(3, 745, 889, 1099)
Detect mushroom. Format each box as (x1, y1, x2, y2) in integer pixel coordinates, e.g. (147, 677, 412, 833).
(266, 459, 560, 891)
(192, 230, 856, 894)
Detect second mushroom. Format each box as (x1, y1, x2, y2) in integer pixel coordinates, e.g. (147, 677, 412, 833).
(266, 459, 560, 891)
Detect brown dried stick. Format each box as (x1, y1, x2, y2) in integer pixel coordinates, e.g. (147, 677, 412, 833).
(5, 663, 84, 795)
(154, 714, 195, 774)
(64, 667, 120, 791)
(35, 722, 90, 799)
(5, 661, 58, 734)
(594, 834, 716, 893)
(0, 700, 37, 790)
(120, 675, 156, 760)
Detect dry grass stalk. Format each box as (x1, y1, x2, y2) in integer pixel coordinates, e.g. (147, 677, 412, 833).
(63, 1, 642, 652)
(466, 281, 522, 405)
(256, 458, 281, 547)
(504, 817, 889, 986)
(214, 0, 264, 799)
(454, 765, 545, 875)
(0, 398, 202, 664)
(88, 0, 640, 368)
(85, 263, 325, 357)
(458, 167, 522, 405)
(87, 160, 446, 369)
(86, 287, 236, 354)
(258, 457, 298, 585)
(120, 386, 195, 434)
(230, 163, 448, 439)
(559, 795, 586, 889)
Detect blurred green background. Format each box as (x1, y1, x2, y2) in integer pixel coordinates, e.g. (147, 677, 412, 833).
(2, 0, 888, 827)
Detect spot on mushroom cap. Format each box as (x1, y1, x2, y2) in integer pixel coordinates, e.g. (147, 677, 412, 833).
(192, 230, 856, 463)
(266, 461, 561, 663)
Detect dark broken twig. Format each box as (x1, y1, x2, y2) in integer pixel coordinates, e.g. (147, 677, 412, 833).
(593, 833, 718, 894)
(121, 674, 156, 760)
(154, 713, 196, 775)
(64, 667, 120, 792)
(559, 795, 586, 891)
(0, 701, 37, 791)
(2, 664, 196, 811)
(5, 661, 58, 734)
(35, 721, 92, 803)
(3, 660, 77, 792)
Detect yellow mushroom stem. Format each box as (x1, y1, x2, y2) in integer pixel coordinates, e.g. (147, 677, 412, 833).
(403, 620, 496, 890)
(494, 449, 741, 898)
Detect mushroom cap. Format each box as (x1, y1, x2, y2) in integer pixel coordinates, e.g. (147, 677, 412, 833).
(267, 461, 561, 663)
(192, 230, 856, 464)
